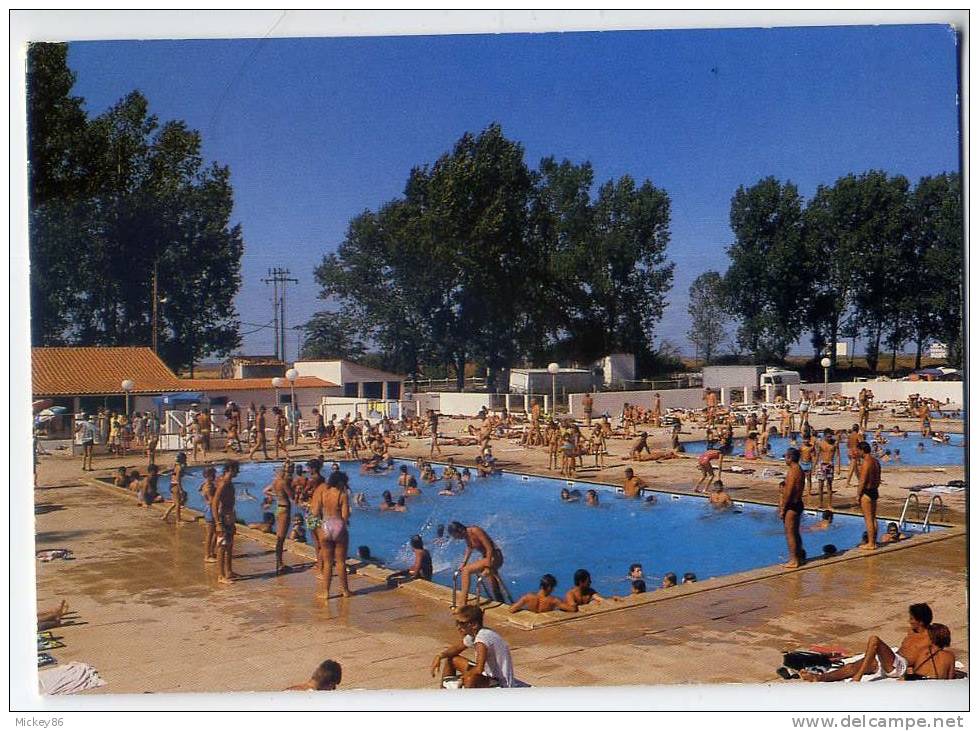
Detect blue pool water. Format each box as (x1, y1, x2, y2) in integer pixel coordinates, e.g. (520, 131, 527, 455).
(684, 433, 964, 467)
(168, 460, 934, 598)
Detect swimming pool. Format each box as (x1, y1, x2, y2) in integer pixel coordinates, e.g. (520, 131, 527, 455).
(683, 433, 964, 467)
(170, 459, 936, 599)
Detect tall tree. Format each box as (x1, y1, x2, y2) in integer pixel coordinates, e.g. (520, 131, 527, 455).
(908, 173, 964, 367)
(26, 47, 245, 373)
(586, 175, 674, 370)
(687, 271, 728, 364)
(724, 177, 806, 361)
(26, 43, 89, 345)
(301, 311, 367, 361)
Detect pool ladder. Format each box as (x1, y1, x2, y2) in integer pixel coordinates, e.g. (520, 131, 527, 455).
(898, 493, 946, 533)
(451, 569, 514, 608)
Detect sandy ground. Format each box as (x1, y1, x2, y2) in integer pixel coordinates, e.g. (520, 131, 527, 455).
(30, 411, 967, 696)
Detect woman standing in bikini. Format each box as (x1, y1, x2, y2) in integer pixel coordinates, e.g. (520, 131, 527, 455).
(309, 470, 352, 599)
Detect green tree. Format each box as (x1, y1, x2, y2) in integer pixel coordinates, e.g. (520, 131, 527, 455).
(26, 43, 89, 345)
(301, 311, 367, 361)
(26, 49, 245, 374)
(586, 175, 674, 371)
(724, 177, 806, 361)
(908, 173, 963, 367)
(687, 271, 728, 364)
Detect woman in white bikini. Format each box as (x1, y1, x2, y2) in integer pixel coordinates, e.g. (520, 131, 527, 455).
(309, 469, 352, 599)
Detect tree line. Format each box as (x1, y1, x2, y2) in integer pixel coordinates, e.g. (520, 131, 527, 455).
(310, 123, 675, 390)
(27, 43, 243, 374)
(688, 172, 963, 372)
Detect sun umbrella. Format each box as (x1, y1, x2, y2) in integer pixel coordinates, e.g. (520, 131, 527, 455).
(37, 407, 68, 419)
(32, 399, 54, 413)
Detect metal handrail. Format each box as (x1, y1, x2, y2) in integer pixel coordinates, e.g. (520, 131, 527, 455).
(898, 493, 922, 530)
(922, 495, 946, 532)
(451, 568, 512, 608)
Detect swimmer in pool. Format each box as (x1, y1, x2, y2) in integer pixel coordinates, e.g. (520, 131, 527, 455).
(586, 489, 600, 506)
(805, 509, 834, 532)
(881, 521, 908, 544)
(628, 563, 644, 581)
(622, 468, 650, 498)
(387, 534, 433, 584)
(661, 572, 677, 589)
(509, 574, 577, 614)
(917, 442, 925, 452)
(354, 492, 369, 508)
(561, 488, 581, 503)
(893, 449, 901, 463)
(380, 490, 399, 511)
(682, 572, 697, 584)
(402, 475, 422, 497)
(565, 568, 603, 607)
(708, 482, 732, 509)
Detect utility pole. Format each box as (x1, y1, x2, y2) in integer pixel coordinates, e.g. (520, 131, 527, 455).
(262, 268, 298, 361)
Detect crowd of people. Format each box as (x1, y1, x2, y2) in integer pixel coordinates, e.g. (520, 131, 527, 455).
(56, 382, 964, 691)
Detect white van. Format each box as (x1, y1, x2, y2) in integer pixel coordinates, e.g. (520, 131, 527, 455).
(759, 368, 801, 388)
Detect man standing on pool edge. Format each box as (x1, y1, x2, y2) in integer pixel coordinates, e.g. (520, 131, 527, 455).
(857, 441, 881, 550)
(779, 448, 805, 568)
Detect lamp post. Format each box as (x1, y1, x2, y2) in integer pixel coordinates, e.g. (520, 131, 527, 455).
(286, 368, 298, 443)
(121, 379, 134, 416)
(820, 357, 832, 385)
(547, 362, 559, 416)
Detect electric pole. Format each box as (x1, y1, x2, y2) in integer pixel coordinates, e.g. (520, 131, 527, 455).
(262, 268, 299, 361)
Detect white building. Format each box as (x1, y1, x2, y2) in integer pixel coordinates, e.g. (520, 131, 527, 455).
(292, 359, 407, 400)
(509, 367, 594, 395)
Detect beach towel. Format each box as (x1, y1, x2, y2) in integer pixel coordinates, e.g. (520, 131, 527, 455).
(39, 661, 107, 695)
(36, 549, 73, 562)
(919, 485, 965, 495)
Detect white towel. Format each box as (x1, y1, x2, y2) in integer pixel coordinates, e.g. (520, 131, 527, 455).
(39, 661, 107, 695)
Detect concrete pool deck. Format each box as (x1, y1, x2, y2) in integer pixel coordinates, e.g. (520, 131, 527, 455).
(31, 416, 968, 696)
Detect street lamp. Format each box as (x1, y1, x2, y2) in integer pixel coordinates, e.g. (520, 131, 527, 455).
(121, 379, 134, 416)
(547, 362, 560, 416)
(820, 357, 832, 385)
(285, 368, 298, 443)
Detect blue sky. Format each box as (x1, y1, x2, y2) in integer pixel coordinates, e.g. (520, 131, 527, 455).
(65, 24, 961, 361)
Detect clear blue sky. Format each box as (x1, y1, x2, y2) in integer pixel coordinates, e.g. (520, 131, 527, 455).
(65, 24, 961, 361)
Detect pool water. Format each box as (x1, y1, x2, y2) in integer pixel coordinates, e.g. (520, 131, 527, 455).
(170, 460, 934, 599)
(683, 433, 964, 467)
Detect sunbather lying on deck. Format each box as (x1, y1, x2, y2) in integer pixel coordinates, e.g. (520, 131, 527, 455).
(800, 603, 949, 682)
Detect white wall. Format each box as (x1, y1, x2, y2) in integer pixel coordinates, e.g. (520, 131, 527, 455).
(836, 381, 962, 405)
(568, 388, 706, 418)
(293, 360, 343, 385)
(437, 392, 493, 416)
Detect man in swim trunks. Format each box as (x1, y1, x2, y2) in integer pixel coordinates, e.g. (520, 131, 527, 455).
(799, 434, 815, 495)
(212, 460, 240, 583)
(779, 448, 805, 568)
(856, 441, 881, 550)
(843, 424, 863, 488)
(248, 406, 269, 460)
(801, 603, 935, 682)
(428, 410, 442, 457)
(509, 574, 577, 614)
(813, 430, 839, 507)
(622, 467, 650, 497)
(448, 521, 504, 604)
(565, 568, 603, 607)
(582, 392, 594, 427)
(695, 449, 722, 492)
(196, 408, 212, 454)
